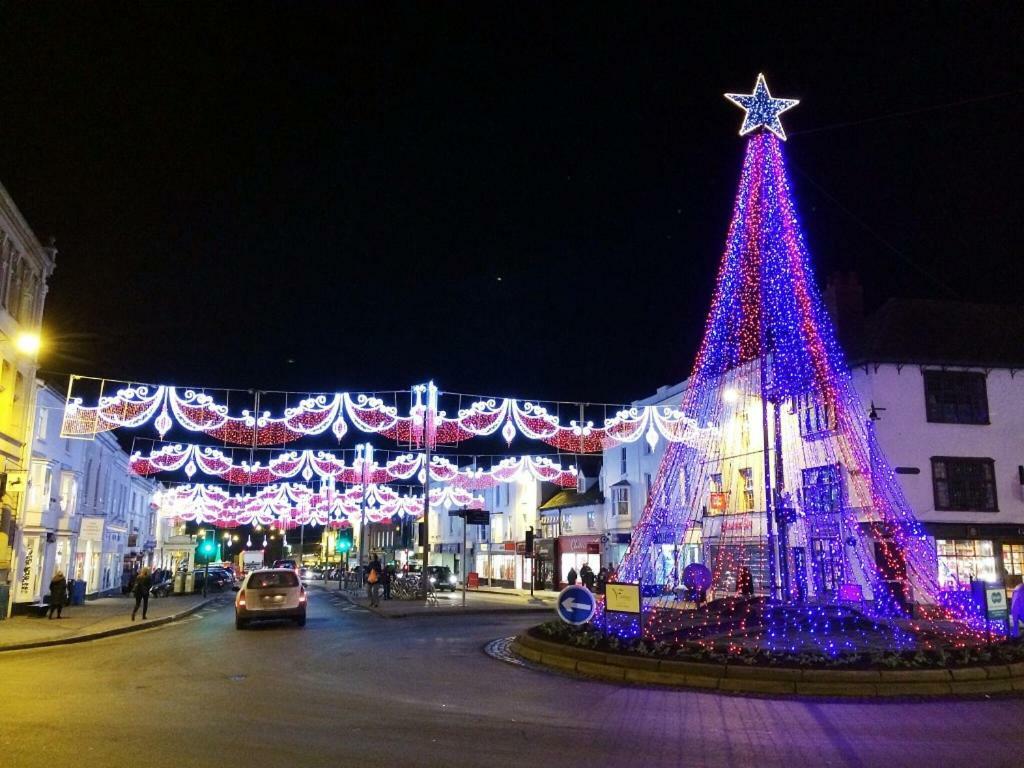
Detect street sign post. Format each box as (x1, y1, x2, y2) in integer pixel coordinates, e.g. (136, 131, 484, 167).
(605, 582, 641, 614)
(448, 508, 490, 607)
(556, 585, 596, 625)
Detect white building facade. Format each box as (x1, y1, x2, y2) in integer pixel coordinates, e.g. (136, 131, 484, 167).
(12, 384, 162, 606)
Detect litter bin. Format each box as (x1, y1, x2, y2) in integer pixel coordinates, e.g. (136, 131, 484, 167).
(70, 580, 87, 605)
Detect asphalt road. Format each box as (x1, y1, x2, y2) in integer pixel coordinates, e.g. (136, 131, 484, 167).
(0, 586, 1021, 768)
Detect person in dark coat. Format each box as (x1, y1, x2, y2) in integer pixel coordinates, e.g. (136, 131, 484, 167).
(382, 564, 393, 600)
(48, 571, 68, 619)
(580, 563, 596, 591)
(132, 567, 153, 621)
(595, 566, 609, 595)
(566, 567, 578, 587)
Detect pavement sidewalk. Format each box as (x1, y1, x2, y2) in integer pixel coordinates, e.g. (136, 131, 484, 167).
(321, 580, 557, 618)
(0, 593, 213, 651)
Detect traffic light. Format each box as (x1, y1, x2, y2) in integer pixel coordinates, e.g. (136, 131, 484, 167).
(197, 537, 216, 563)
(335, 528, 353, 554)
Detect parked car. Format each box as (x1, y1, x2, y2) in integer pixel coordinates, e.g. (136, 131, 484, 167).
(191, 569, 229, 592)
(426, 565, 458, 592)
(235, 568, 307, 629)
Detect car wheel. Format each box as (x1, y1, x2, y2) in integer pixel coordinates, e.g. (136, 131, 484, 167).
(235, 617, 247, 630)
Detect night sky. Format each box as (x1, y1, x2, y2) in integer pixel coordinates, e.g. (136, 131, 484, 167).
(0, 3, 1020, 405)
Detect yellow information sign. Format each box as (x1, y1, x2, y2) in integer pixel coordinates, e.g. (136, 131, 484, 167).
(605, 582, 641, 613)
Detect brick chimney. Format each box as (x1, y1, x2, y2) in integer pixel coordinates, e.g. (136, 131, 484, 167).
(823, 272, 864, 354)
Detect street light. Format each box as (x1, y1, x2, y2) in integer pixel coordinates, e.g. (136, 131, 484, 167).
(14, 331, 41, 357)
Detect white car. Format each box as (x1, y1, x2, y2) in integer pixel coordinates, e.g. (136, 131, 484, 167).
(235, 568, 307, 629)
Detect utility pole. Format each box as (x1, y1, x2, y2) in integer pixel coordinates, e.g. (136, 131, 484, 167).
(461, 509, 468, 609)
(358, 443, 369, 574)
(203, 531, 210, 598)
(421, 439, 431, 597)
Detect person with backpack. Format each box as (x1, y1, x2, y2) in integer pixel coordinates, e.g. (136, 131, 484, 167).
(366, 556, 383, 607)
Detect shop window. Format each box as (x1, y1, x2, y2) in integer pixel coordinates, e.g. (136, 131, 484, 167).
(937, 539, 997, 588)
(613, 486, 630, 516)
(931, 457, 997, 511)
(1002, 543, 1024, 584)
(801, 465, 842, 515)
(923, 370, 989, 425)
(739, 468, 754, 511)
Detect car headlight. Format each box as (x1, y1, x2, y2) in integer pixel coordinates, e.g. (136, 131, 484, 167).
(429, 577, 437, 584)
(449, 575, 457, 584)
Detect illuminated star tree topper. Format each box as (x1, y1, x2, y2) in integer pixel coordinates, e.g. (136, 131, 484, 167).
(724, 73, 799, 140)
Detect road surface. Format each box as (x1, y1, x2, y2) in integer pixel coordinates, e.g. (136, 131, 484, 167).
(0, 585, 1020, 767)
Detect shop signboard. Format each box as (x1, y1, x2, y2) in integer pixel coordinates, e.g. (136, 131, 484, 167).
(709, 492, 729, 512)
(985, 585, 1008, 622)
(80, 516, 104, 542)
(605, 582, 641, 614)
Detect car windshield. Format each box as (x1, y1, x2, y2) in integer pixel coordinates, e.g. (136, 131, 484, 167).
(249, 572, 300, 589)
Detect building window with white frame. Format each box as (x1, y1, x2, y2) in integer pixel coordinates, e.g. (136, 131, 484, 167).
(619, 447, 627, 476)
(613, 486, 630, 517)
(739, 467, 754, 511)
(586, 508, 596, 529)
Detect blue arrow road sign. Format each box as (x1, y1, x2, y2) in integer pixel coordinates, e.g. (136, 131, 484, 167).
(556, 585, 596, 625)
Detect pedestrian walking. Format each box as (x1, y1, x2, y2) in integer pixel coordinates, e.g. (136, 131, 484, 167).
(595, 566, 608, 595)
(1011, 581, 1024, 637)
(131, 567, 153, 621)
(580, 563, 595, 591)
(366, 556, 383, 607)
(48, 571, 68, 619)
(566, 567, 578, 587)
(382, 564, 393, 601)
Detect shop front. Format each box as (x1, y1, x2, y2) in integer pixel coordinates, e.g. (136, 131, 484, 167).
(533, 538, 557, 591)
(925, 523, 1024, 592)
(557, 535, 601, 588)
(474, 541, 518, 588)
(601, 532, 633, 573)
(432, 543, 462, 576)
(76, 516, 104, 597)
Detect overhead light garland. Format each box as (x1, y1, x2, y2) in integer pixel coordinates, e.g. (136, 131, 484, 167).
(129, 442, 580, 488)
(61, 380, 714, 452)
(158, 481, 485, 527)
